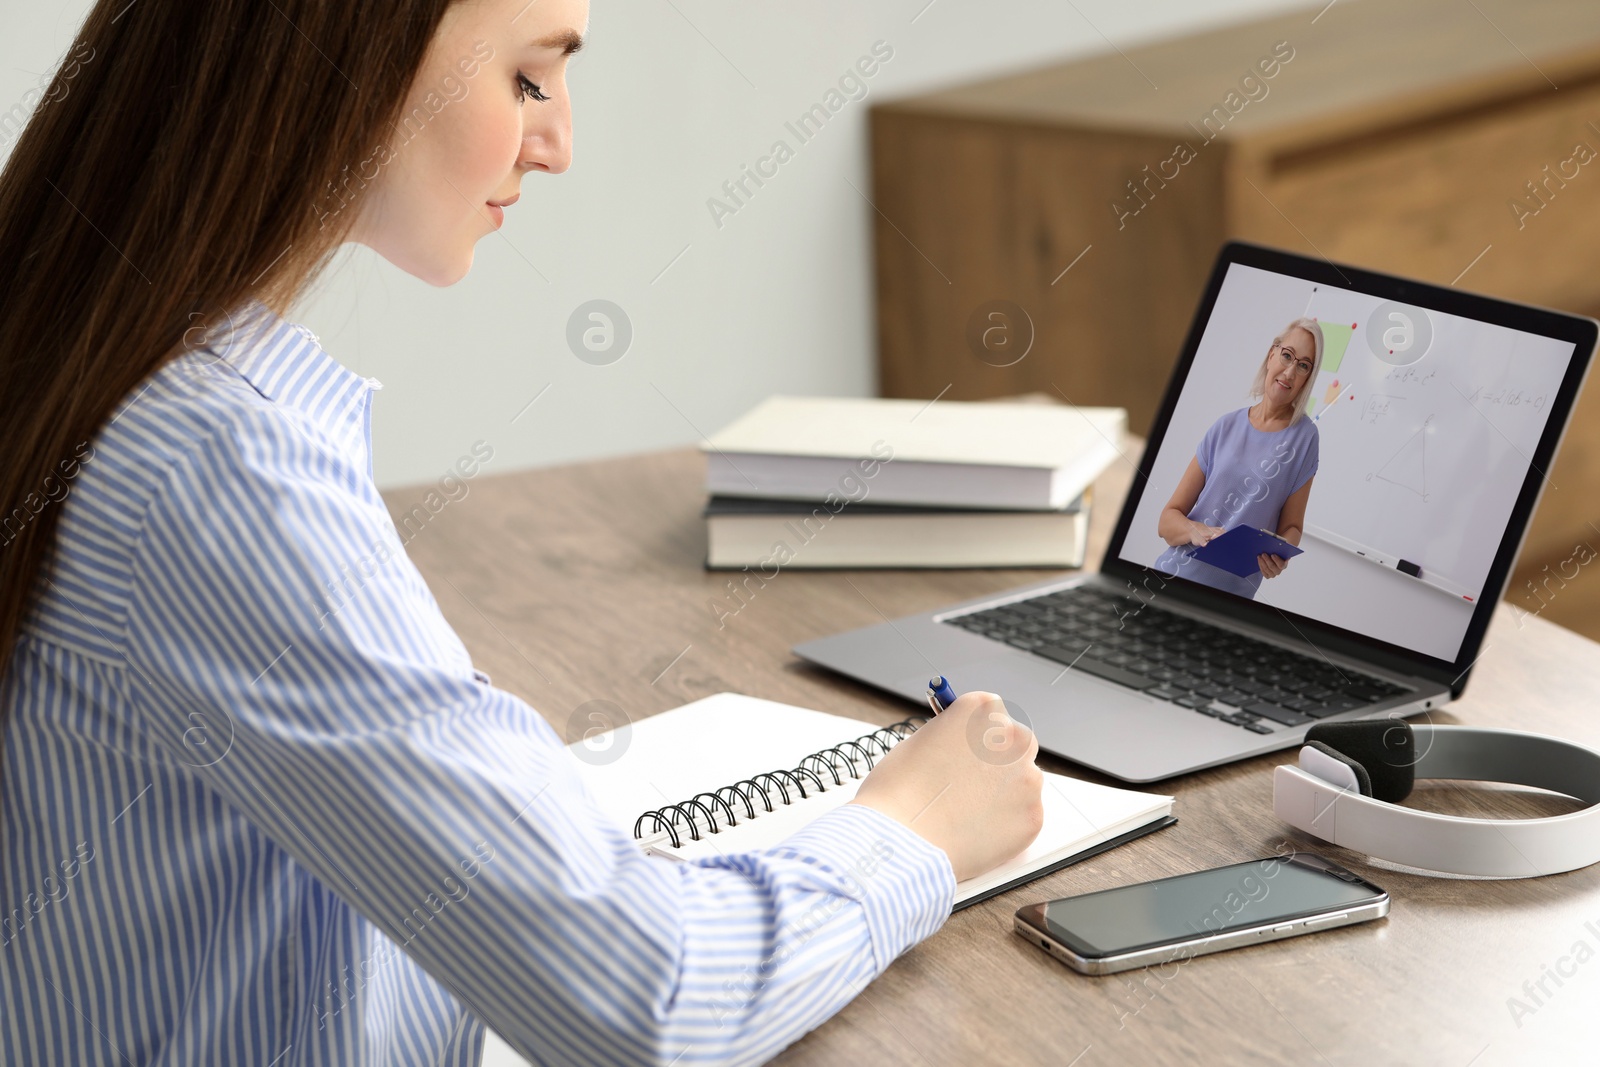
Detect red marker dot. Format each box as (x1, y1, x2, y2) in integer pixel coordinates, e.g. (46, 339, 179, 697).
(1351, 322, 1357, 328)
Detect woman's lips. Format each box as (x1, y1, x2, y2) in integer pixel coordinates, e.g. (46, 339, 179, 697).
(485, 194, 519, 228)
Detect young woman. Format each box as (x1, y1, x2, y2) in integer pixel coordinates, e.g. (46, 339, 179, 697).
(1154, 318, 1324, 600)
(0, 1, 1044, 1064)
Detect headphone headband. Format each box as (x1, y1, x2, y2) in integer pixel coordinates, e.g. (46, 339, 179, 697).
(1273, 723, 1600, 878)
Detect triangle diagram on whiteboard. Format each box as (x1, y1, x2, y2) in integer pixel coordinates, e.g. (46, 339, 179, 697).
(1374, 422, 1428, 499)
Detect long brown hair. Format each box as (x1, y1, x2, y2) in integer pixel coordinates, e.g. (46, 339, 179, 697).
(0, 1, 457, 700)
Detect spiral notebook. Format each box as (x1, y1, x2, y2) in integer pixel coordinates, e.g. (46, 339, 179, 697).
(567, 693, 1176, 909)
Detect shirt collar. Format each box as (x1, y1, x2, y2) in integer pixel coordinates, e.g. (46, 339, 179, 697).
(208, 297, 380, 465)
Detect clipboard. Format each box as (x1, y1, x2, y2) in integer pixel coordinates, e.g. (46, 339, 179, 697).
(1189, 525, 1303, 578)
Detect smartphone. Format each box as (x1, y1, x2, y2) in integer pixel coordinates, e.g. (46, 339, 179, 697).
(1013, 852, 1388, 975)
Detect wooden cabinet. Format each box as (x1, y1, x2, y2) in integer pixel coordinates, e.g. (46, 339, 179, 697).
(869, 0, 1600, 600)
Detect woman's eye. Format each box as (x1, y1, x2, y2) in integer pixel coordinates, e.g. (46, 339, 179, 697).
(516, 73, 548, 104)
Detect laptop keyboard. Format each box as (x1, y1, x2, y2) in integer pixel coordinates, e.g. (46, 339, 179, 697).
(942, 586, 1410, 734)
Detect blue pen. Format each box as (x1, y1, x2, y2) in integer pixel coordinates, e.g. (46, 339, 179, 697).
(925, 675, 957, 715)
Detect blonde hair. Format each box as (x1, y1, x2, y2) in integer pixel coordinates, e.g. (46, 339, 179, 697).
(1249, 317, 1325, 423)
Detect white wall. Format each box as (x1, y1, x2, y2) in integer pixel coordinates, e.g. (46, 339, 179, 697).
(3, 0, 1313, 488)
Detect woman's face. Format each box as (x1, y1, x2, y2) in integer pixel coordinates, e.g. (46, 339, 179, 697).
(1266, 325, 1316, 409)
(350, 0, 589, 286)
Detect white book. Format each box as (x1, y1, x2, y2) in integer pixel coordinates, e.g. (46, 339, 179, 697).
(701, 396, 1128, 511)
(567, 693, 1174, 908)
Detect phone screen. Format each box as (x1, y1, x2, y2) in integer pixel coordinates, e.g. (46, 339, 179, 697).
(1032, 853, 1384, 958)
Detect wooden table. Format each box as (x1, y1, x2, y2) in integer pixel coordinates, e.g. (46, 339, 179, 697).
(389, 444, 1600, 1066)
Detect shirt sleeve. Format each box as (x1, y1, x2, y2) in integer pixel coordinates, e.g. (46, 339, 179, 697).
(1290, 421, 1320, 495)
(122, 406, 955, 1067)
(1195, 412, 1228, 479)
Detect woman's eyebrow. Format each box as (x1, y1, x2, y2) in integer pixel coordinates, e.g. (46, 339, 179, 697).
(532, 29, 585, 55)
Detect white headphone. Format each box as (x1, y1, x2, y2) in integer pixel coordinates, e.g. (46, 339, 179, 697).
(1272, 720, 1600, 878)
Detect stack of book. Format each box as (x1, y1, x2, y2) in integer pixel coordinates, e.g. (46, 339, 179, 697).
(700, 395, 1127, 569)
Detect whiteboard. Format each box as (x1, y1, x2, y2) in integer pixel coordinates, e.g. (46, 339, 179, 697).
(1299, 295, 1570, 602)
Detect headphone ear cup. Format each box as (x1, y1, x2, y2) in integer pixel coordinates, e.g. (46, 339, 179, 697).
(1302, 740, 1372, 796)
(1306, 721, 1416, 803)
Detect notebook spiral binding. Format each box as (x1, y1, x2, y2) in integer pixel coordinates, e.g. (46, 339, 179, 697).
(632, 716, 925, 849)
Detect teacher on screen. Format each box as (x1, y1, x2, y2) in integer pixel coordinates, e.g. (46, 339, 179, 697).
(1153, 317, 1324, 599)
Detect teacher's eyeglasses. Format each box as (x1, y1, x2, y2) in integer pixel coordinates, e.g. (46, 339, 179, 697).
(1271, 343, 1313, 378)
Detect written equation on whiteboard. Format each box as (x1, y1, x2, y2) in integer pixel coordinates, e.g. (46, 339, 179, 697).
(1383, 366, 1437, 386)
(1463, 386, 1547, 411)
(1361, 395, 1397, 424)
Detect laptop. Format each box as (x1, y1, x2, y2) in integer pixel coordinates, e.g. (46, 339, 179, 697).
(794, 242, 1597, 782)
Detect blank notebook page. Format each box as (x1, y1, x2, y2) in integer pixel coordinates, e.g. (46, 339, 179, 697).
(566, 693, 1174, 906)
(567, 693, 878, 830)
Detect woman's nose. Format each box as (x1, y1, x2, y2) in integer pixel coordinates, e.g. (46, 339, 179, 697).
(523, 101, 573, 175)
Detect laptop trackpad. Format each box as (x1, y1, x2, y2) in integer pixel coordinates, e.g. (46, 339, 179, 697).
(896, 654, 1147, 730)
(895, 649, 1182, 773)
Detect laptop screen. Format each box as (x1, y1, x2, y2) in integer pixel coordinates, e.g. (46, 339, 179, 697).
(1115, 257, 1585, 665)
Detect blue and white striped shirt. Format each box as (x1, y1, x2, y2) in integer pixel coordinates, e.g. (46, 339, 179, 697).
(0, 301, 954, 1066)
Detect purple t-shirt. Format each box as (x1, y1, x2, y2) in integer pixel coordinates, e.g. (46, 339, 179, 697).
(1153, 406, 1320, 599)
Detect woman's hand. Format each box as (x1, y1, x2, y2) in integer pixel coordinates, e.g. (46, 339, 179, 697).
(1188, 521, 1225, 546)
(852, 692, 1044, 883)
(1258, 552, 1289, 578)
